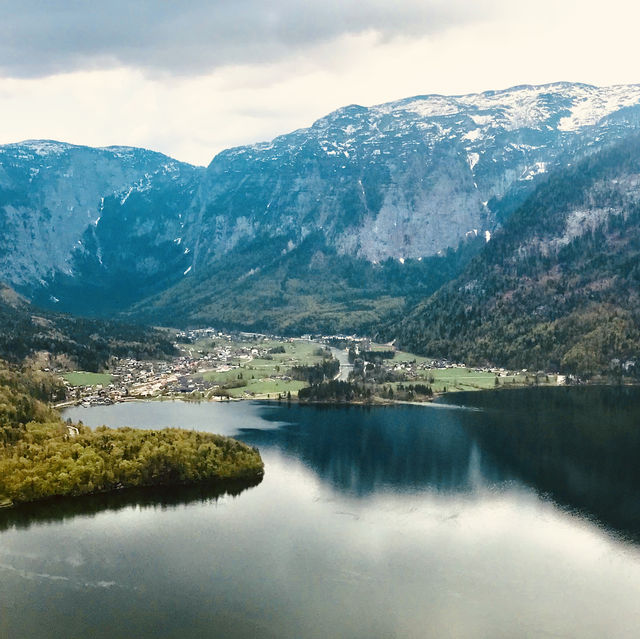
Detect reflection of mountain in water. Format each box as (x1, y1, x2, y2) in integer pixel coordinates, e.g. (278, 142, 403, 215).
(243, 404, 515, 496)
(246, 391, 640, 542)
(0, 477, 262, 533)
(442, 387, 640, 541)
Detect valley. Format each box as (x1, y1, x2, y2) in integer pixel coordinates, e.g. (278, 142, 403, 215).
(5, 6, 640, 637)
(58, 328, 562, 408)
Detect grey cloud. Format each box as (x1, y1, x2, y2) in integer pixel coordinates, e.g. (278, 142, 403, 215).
(0, 0, 495, 78)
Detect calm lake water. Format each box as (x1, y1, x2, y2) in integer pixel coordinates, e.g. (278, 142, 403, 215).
(2, 388, 640, 638)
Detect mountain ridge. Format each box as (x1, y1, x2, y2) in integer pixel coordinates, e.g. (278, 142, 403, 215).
(0, 282, 176, 371)
(391, 135, 640, 376)
(2, 82, 640, 333)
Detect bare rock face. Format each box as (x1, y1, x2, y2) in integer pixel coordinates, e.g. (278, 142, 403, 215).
(1, 83, 640, 323)
(0, 141, 202, 313)
(190, 82, 640, 268)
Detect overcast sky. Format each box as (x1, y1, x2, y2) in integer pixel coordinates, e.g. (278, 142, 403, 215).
(0, 0, 638, 165)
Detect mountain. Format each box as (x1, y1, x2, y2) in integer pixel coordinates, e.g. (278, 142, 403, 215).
(392, 135, 640, 377)
(0, 282, 176, 371)
(2, 83, 640, 332)
(0, 140, 202, 315)
(189, 82, 640, 264)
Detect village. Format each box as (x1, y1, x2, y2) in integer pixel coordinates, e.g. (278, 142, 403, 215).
(59, 329, 564, 407)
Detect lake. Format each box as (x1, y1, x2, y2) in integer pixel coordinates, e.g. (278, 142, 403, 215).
(2, 387, 640, 638)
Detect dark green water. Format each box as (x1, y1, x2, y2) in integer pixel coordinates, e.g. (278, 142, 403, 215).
(1, 388, 640, 638)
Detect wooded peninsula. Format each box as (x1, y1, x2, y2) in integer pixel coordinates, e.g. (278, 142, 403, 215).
(0, 363, 264, 508)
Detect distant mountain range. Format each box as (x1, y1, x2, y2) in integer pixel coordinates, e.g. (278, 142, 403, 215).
(2, 82, 640, 360)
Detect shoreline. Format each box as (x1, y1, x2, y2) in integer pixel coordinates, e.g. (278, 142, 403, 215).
(0, 473, 264, 512)
(59, 382, 585, 411)
(57, 380, 640, 410)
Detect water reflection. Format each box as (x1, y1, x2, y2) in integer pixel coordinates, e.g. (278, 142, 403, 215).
(4, 391, 640, 638)
(244, 391, 640, 542)
(63, 392, 640, 542)
(441, 386, 640, 541)
(0, 477, 262, 534)
(242, 403, 516, 496)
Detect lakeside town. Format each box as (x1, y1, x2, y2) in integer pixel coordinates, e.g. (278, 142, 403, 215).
(58, 328, 565, 407)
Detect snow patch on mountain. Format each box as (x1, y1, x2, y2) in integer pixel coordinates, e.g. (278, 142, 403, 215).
(557, 84, 640, 131)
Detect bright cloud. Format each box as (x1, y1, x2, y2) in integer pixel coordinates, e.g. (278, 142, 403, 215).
(0, 0, 638, 165)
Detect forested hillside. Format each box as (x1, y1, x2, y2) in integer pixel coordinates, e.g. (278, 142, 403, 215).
(0, 283, 176, 371)
(127, 231, 484, 334)
(393, 136, 640, 377)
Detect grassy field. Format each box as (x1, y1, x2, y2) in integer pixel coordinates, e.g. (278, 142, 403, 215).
(226, 379, 308, 398)
(416, 367, 499, 392)
(194, 338, 328, 398)
(63, 372, 113, 387)
(379, 348, 555, 393)
(389, 349, 433, 365)
(387, 366, 555, 394)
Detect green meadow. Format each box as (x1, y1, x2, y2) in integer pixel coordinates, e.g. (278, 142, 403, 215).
(62, 371, 114, 387)
(194, 338, 328, 397)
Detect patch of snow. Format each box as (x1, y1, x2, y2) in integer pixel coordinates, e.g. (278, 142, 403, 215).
(457, 85, 552, 130)
(557, 84, 640, 131)
(120, 186, 133, 205)
(521, 162, 547, 181)
(470, 114, 493, 126)
(400, 96, 459, 118)
(467, 152, 480, 170)
(20, 140, 70, 156)
(102, 145, 138, 158)
(463, 129, 482, 142)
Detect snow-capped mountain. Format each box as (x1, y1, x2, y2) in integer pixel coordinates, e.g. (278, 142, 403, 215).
(192, 82, 640, 266)
(1, 82, 640, 329)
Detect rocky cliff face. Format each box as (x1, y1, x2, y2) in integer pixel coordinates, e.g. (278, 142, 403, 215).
(188, 82, 640, 271)
(1, 83, 640, 327)
(0, 141, 202, 313)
